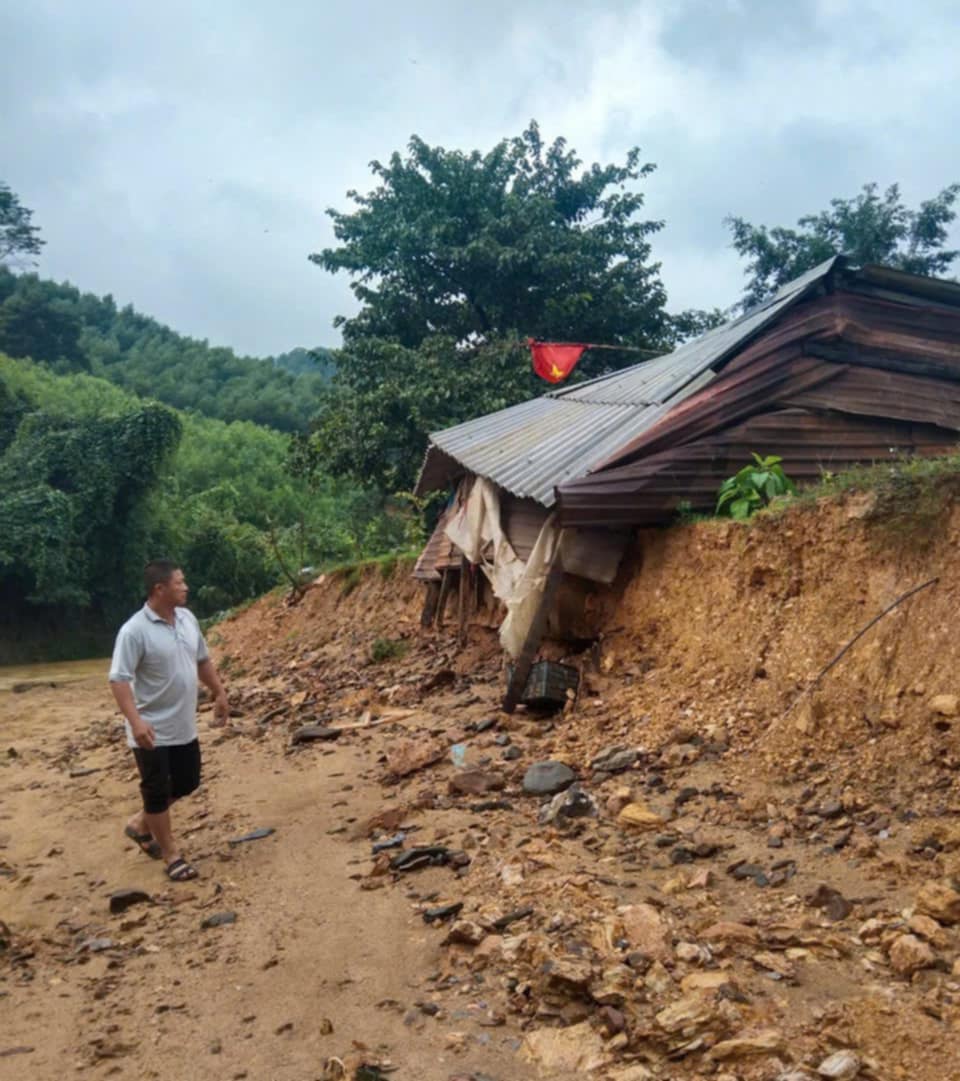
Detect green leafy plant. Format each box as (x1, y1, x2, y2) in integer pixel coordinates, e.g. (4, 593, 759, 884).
(716, 453, 797, 520)
(370, 637, 408, 663)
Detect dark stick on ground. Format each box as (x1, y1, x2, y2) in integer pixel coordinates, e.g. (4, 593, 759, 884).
(782, 576, 939, 717)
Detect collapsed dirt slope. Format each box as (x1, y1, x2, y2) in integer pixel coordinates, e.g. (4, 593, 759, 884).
(207, 489, 960, 1079)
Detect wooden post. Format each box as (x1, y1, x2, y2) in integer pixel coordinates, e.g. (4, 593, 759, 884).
(457, 555, 471, 648)
(420, 580, 441, 627)
(436, 568, 452, 628)
(502, 553, 565, 714)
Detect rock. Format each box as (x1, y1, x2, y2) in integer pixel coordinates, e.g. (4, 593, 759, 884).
(522, 761, 576, 796)
(907, 912, 948, 946)
(644, 960, 673, 994)
(708, 1029, 785, 1060)
(701, 921, 759, 944)
(619, 903, 671, 961)
(491, 905, 533, 931)
(681, 970, 730, 992)
(108, 888, 151, 915)
(422, 902, 463, 924)
(728, 861, 769, 886)
(591, 965, 634, 1006)
(390, 845, 454, 872)
(590, 746, 638, 773)
(545, 955, 593, 993)
(228, 827, 275, 846)
(655, 990, 717, 1035)
(607, 1068, 655, 1081)
(916, 879, 960, 925)
(521, 1021, 607, 1073)
(818, 798, 844, 820)
(687, 868, 714, 889)
(77, 937, 114, 953)
(888, 932, 936, 975)
(661, 742, 700, 767)
(597, 1005, 626, 1035)
(500, 863, 524, 886)
(816, 1049, 861, 1079)
(291, 724, 341, 744)
(502, 746, 522, 761)
(929, 694, 959, 717)
(201, 911, 237, 929)
(807, 884, 853, 922)
(383, 740, 446, 782)
(442, 920, 487, 947)
(617, 803, 665, 830)
(371, 832, 405, 854)
(448, 770, 504, 797)
(539, 783, 598, 824)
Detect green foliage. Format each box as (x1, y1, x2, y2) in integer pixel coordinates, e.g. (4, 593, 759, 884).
(0, 361, 182, 610)
(0, 268, 329, 432)
(728, 182, 960, 308)
(314, 122, 668, 350)
(0, 275, 85, 370)
(304, 122, 676, 491)
(370, 637, 408, 663)
(0, 182, 44, 266)
(716, 453, 797, 520)
(0, 356, 423, 650)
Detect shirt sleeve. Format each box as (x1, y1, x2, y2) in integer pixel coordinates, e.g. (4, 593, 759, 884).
(108, 625, 142, 682)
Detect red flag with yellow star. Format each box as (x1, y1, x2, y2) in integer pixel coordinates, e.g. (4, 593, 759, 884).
(528, 339, 589, 384)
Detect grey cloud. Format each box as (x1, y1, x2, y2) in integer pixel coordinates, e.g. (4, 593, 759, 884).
(3, 1, 958, 355)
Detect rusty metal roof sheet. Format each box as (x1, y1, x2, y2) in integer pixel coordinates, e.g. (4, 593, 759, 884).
(418, 256, 842, 505)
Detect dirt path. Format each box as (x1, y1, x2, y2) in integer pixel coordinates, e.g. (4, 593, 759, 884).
(0, 669, 538, 1081)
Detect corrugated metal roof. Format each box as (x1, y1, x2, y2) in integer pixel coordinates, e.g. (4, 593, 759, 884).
(418, 256, 842, 506)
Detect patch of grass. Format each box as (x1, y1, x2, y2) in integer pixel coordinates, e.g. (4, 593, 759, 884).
(748, 450, 960, 544)
(370, 637, 409, 663)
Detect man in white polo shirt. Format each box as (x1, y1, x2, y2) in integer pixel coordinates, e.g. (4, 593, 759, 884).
(109, 559, 229, 881)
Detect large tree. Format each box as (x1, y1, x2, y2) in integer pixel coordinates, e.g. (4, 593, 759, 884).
(0, 183, 45, 267)
(728, 182, 960, 308)
(304, 122, 672, 490)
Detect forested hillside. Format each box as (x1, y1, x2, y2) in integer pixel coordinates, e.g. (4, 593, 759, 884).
(0, 355, 411, 661)
(0, 268, 334, 431)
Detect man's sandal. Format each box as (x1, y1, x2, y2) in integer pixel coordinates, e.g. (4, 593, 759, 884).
(166, 858, 198, 881)
(124, 825, 162, 860)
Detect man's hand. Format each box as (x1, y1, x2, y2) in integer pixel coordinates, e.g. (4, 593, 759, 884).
(130, 718, 157, 750)
(213, 692, 229, 725)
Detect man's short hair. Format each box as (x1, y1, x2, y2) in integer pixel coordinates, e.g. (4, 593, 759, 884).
(144, 559, 180, 598)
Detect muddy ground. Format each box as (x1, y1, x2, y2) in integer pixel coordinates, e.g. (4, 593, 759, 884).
(4, 491, 960, 1081)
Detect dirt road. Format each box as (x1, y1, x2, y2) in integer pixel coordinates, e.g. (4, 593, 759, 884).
(0, 667, 537, 1081)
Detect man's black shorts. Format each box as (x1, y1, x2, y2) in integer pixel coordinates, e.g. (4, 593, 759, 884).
(132, 739, 202, 814)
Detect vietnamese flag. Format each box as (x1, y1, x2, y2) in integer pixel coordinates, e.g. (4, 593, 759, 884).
(528, 339, 590, 384)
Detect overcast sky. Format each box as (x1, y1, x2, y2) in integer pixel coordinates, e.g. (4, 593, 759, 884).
(3, 1, 958, 356)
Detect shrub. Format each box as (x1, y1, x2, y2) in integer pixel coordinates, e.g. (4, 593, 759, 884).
(716, 453, 797, 520)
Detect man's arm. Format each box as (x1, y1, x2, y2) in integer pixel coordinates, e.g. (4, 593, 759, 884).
(198, 659, 229, 724)
(109, 680, 156, 749)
